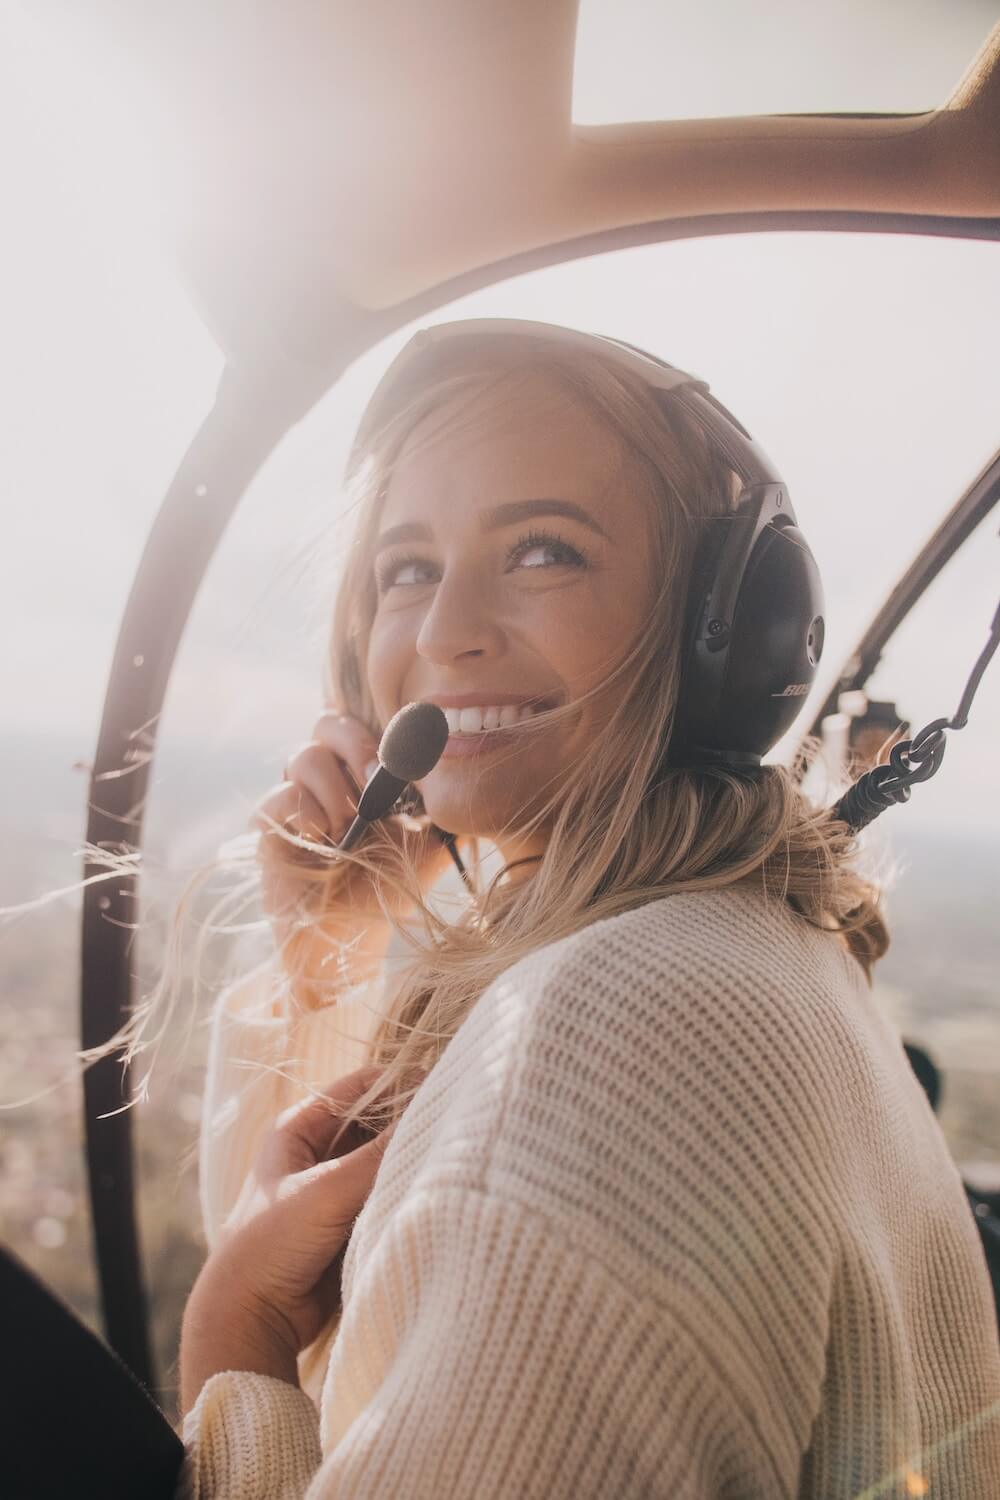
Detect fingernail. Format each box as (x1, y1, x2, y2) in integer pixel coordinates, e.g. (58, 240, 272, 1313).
(364, 759, 380, 783)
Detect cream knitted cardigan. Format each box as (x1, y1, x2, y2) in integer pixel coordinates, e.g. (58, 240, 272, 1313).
(180, 885, 1000, 1498)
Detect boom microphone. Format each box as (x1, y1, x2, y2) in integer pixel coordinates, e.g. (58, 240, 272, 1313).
(338, 701, 450, 851)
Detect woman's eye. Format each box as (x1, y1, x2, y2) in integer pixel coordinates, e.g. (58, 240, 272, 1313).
(376, 555, 437, 591)
(375, 531, 588, 593)
(506, 531, 588, 572)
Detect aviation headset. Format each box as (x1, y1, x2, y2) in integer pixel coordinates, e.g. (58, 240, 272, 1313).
(349, 317, 826, 771)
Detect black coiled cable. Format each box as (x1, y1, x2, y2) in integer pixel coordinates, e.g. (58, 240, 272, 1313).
(832, 718, 949, 833)
(831, 594, 999, 835)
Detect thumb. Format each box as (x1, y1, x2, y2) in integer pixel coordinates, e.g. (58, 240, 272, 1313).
(295, 1121, 399, 1234)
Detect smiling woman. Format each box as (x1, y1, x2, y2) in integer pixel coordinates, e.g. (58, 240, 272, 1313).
(364, 366, 659, 853)
(86, 319, 1000, 1495)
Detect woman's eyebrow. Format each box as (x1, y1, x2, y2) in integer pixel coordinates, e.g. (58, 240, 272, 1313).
(373, 499, 612, 556)
(374, 521, 431, 554)
(481, 498, 612, 540)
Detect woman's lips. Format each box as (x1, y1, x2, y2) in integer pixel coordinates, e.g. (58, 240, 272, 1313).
(415, 694, 561, 759)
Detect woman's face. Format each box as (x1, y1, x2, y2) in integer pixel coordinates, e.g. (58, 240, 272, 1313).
(365, 370, 659, 855)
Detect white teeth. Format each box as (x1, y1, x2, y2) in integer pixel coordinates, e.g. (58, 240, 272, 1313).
(440, 704, 537, 734)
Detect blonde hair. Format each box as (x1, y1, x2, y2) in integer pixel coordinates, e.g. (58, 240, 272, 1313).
(74, 332, 889, 1151)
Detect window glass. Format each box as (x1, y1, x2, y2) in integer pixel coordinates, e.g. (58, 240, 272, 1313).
(854, 507, 999, 1192)
(574, 0, 998, 122)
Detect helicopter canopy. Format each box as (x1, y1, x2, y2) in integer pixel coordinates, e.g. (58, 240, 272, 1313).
(81, 0, 1000, 373)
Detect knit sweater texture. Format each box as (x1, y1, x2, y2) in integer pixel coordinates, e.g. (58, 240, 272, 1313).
(179, 884, 1000, 1497)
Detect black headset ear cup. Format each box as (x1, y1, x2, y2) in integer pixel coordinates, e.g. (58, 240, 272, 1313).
(672, 521, 824, 765)
(725, 523, 824, 750)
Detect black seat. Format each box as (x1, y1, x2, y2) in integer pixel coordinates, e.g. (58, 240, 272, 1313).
(0, 1241, 185, 1500)
(903, 1041, 1000, 1338)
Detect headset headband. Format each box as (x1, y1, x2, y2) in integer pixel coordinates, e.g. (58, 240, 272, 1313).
(349, 317, 785, 495)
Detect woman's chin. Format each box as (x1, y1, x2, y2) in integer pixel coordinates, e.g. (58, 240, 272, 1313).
(418, 771, 551, 846)
(416, 730, 569, 840)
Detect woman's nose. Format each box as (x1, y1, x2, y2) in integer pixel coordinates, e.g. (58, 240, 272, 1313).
(414, 569, 506, 665)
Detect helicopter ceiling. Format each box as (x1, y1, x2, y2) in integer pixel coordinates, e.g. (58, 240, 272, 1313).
(79, 1, 1000, 375)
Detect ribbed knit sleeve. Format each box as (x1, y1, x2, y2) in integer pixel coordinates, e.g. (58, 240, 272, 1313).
(180, 1372, 322, 1499)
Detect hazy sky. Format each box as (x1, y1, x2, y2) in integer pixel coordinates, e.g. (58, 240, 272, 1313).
(574, 0, 999, 120)
(2, 2, 999, 839)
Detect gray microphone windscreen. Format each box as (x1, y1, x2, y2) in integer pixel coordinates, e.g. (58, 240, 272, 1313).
(378, 702, 450, 782)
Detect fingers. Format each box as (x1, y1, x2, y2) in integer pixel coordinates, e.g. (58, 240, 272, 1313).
(311, 712, 380, 791)
(296, 1122, 399, 1229)
(251, 713, 381, 849)
(281, 747, 356, 839)
(252, 780, 330, 846)
(252, 1126, 396, 1267)
(248, 710, 454, 970)
(271, 1067, 387, 1172)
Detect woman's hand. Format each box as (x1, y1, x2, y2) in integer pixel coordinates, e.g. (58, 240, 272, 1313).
(252, 709, 452, 1006)
(179, 1065, 397, 1416)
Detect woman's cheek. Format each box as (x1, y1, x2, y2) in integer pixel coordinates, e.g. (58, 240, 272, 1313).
(365, 615, 411, 724)
(551, 582, 644, 684)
